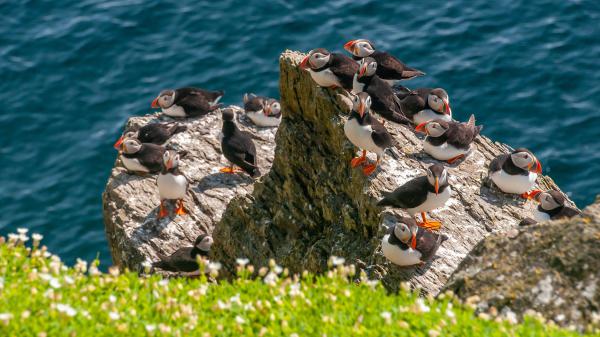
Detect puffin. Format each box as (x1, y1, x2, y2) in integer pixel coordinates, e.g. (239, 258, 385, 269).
(488, 148, 542, 198)
(343, 92, 393, 175)
(151, 87, 224, 118)
(395, 87, 452, 125)
(344, 39, 424, 84)
(415, 114, 482, 164)
(378, 164, 451, 230)
(531, 190, 580, 222)
(382, 217, 448, 266)
(113, 122, 187, 149)
(157, 150, 188, 218)
(220, 109, 260, 177)
(119, 138, 165, 174)
(299, 48, 358, 91)
(352, 57, 412, 125)
(242, 93, 282, 127)
(152, 234, 213, 272)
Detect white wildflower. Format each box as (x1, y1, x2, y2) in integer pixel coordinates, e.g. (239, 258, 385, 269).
(7, 234, 19, 242)
(236, 258, 249, 267)
(289, 283, 301, 297)
(146, 324, 156, 332)
(380, 311, 392, 324)
(18, 234, 29, 242)
(109, 295, 117, 303)
(415, 298, 430, 313)
(158, 279, 169, 287)
(17, 228, 28, 235)
(49, 278, 61, 289)
(63, 276, 74, 285)
(0, 277, 4, 290)
(56, 304, 77, 317)
(32, 233, 43, 241)
(0, 313, 13, 323)
(109, 311, 120, 320)
(290, 334, 299, 337)
(273, 264, 283, 275)
(235, 315, 245, 324)
(329, 256, 345, 267)
(217, 300, 231, 310)
(42, 251, 52, 258)
(230, 293, 241, 306)
(264, 272, 278, 286)
(141, 260, 152, 273)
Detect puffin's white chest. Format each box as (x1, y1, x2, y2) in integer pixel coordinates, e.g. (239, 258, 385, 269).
(533, 208, 551, 222)
(308, 68, 341, 88)
(406, 187, 451, 215)
(490, 170, 537, 194)
(162, 104, 187, 117)
(344, 118, 383, 156)
(157, 173, 188, 200)
(121, 156, 149, 173)
(351, 74, 364, 94)
(413, 109, 452, 125)
(423, 139, 470, 161)
(381, 234, 422, 266)
(246, 111, 281, 127)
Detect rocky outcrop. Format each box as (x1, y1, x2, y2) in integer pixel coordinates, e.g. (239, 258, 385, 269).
(208, 51, 573, 295)
(443, 197, 599, 331)
(102, 107, 276, 270)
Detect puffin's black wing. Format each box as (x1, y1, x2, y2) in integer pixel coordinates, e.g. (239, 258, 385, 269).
(445, 122, 476, 150)
(554, 206, 581, 220)
(374, 51, 424, 81)
(244, 97, 265, 113)
(174, 88, 216, 117)
(136, 144, 165, 173)
(367, 77, 411, 125)
(367, 114, 393, 149)
(416, 228, 447, 262)
(329, 53, 359, 90)
(392, 84, 412, 99)
(152, 247, 198, 272)
(138, 123, 187, 145)
(377, 176, 429, 209)
(489, 154, 508, 174)
(223, 131, 260, 177)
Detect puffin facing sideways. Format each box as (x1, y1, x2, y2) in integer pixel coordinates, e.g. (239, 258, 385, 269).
(114, 122, 187, 149)
(151, 87, 224, 118)
(220, 109, 261, 177)
(415, 114, 482, 164)
(382, 217, 448, 266)
(489, 148, 542, 198)
(532, 190, 580, 222)
(152, 234, 213, 272)
(119, 138, 165, 174)
(299, 48, 358, 91)
(242, 93, 282, 127)
(396, 87, 452, 125)
(344, 39, 424, 83)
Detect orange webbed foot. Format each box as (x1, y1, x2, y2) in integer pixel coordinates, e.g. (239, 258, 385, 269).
(521, 190, 542, 200)
(350, 156, 367, 168)
(158, 203, 169, 219)
(175, 201, 187, 216)
(446, 154, 465, 164)
(418, 220, 442, 231)
(362, 163, 377, 176)
(219, 167, 236, 174)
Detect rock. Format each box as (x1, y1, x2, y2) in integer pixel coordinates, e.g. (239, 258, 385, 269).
(443, 197, 600, 331)
(102, 107, 276, 271)
(208, 50, 574, 295)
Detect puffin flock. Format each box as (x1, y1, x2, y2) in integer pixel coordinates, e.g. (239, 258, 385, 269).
(113, 38, 580, 272)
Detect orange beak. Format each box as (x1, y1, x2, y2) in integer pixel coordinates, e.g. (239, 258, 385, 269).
(166, 159, 173, 170)
(263, 105, 271, 116)
(410, 232, 417, 250)
(358, 64, 367, 78)
(358, 101, 365, 117)
(530, 190, 543, 202)
(528, 159, 542, 174)
(299, 55, 310, 70)
(113, 135, 124, 150)
(151, 97, 159, 108)
(444, 100, 451, 115)
(415, 122, 428, 134)
(435, 177, 439, 195)
(343, 40, 356, 54)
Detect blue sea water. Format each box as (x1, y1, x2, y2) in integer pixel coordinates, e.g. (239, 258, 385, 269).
(0, 0, 598, 267)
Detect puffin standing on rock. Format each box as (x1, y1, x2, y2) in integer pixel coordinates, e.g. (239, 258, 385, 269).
(395, 87, 452, 125)
(343, 92, 393, 175)
(352, 57, 412, 125)
(520, 190, 581, 225)
(220, 109, 261, 177)
(299, 48, 358, 91)
(119, 138, 165, 174)
(152, 234, 213, 272)
(415, 115, 482, 164)
(488, 148, 542, 198)
(382, 217, 448, 266)
(151, 87, 224, 118)
(344, 39, 425, 83)
(157, 150, 188, 218)
(242, 93, 282, 127)
(378, 164, 451, 230)
(114, 122, 187, 149)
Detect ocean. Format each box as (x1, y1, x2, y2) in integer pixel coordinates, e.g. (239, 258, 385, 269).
(0, 0, 598, 267)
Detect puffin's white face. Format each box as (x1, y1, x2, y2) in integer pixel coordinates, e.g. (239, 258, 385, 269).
(352, 93, 372, 117)
(538, 192, 561, 210)
(308, 51, 330, 69)
(122, 138, 142, 154)
(124, 131, 137, 139)
(267, 100, 281, 116)
(153, 90, 175, 109)
(393, 223, 412, 243)
(346, 39, 375, 57)
(510, 151, 536, 170)
(427, 94, 449, 115)
(162, 150, 180, 170)
(425, 122, 447, 137)
(197, 236, 213, 251)
(358, 58, 377, 78)
(426, 165, 448, 193)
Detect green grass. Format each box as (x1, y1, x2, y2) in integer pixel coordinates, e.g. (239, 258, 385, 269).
(0, 232, 596, 337)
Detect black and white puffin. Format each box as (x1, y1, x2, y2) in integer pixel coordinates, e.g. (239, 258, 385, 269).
(531, 190, 580, 222)
(113, 122, 187, 149)
(395, 87, 452, 125)
(344, 39, 424, 84)
(352, 57, 412, 125)
(220, 109, 260, 177)
(119, 138, 165, 174)
(299, 48, 358, 91)
(488, 148, 542, 198)
(378, 164, 451, 230)
(152, 234, 213, 272)
(157, 150, 188, 218)
(343, 92, 393, 175)
(242, 93, 282, 127)
(382, 217, 448, 266)
(415, 114, 482, 164)
(151, 87, 224, 118)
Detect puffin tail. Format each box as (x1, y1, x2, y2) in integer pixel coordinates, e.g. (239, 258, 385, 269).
(173, 124, 187, 134)
(377, 195, 393, 207)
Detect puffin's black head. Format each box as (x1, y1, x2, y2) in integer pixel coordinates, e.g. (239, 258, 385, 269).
(428, 88, 451, 116)
(426, 163, 448, 195)
(351, 92, 372, 118)
(151, 89, 175, 109)
(113, 128, 139, 151)
(536, 190, 565, 211)
(392, 219, 417, 249)
(194, 234, 213, 253)
(299, 48, 331, 70)
(222, 108, 235, 122)
(510, 148, 542, 173)
(162, 150, 180, 171)
(343, 39, 376, 58)
(415, 119, 450, 137)
(357, 57, 377, 79)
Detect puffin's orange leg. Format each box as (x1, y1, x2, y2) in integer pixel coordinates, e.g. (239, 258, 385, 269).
(362, 158, 380, 176)
(417, 212, 442, 231)
(175, 199, 187, 216)
(158, 200, 169, 219)
(219, 166, 236, 174)
(521, 190, 542, 200)
(446, 154, 465, 164)
(351, 150, 367, 168)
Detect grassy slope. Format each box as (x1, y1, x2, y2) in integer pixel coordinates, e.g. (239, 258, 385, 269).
(0, 236, 595, 337)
